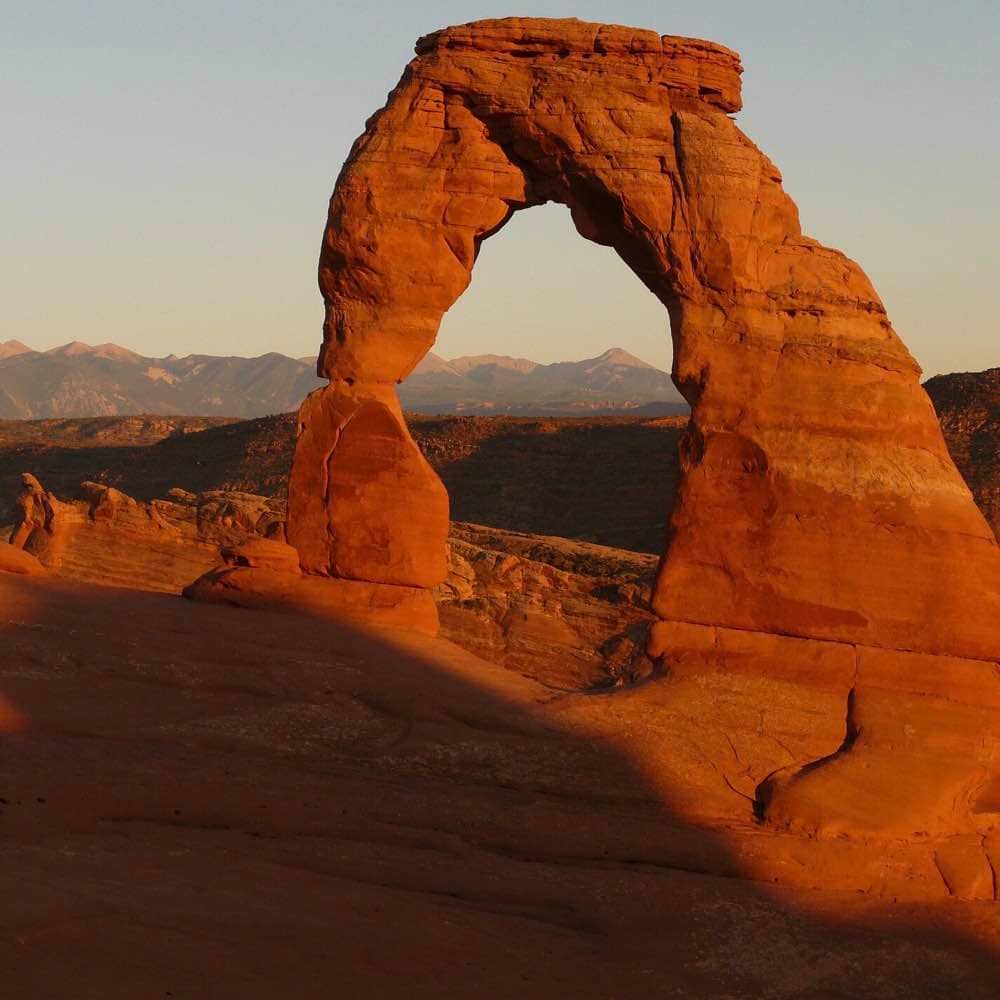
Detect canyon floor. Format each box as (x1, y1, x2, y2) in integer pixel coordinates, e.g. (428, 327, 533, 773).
(2, 572, 1000, 999)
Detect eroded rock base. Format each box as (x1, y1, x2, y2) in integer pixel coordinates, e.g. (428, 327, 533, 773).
(649, 620, 1000, 847)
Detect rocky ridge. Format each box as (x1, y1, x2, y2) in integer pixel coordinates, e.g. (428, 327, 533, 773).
(0, 412, 688, 553)
(3, 476, 654, 690)
(1, 367, 995, 555)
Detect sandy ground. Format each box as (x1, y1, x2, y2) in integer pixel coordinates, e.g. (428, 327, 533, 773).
(1, 573, 998, 999)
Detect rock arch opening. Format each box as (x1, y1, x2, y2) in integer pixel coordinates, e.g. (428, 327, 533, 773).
(393, 199, 685, 559)
(427, 200, 674, 380)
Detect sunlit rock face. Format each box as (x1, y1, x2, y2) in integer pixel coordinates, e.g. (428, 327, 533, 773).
(277, 17, 1000, 854)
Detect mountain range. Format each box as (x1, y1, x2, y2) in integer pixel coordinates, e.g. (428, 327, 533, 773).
(0, 341, 687, 418)
(0, 341, 324, 419)
(399, 347, 686, 415)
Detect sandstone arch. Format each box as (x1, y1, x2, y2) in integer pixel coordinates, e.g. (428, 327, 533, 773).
(277, 19, 1000, 844)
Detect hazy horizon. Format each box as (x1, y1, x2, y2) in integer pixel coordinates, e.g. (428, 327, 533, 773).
(5, 1, 998, 378)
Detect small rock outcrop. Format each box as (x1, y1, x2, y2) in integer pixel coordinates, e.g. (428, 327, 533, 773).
(9, 473, 66, 566)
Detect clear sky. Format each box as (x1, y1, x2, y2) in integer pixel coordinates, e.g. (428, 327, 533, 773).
(4, 1, 997, 376)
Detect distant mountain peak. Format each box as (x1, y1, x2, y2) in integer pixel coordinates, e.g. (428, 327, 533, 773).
(412, 351, 459, 376)
(400, 345, 685, 415)
(93, 343, 144, 362)
(47, 340, 96, 356)
(0, 343, 326, 419)
(447, 354, 539, 375)
(45, 341, 144, 362)
(594, 347, 655, 369)
(0, 340, 34, 360)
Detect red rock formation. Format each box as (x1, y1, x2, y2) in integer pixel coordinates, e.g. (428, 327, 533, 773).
(10, 473, 66, 566)
(282, 17, 1000, 846)
(5, 478, 287, 593)
(286, 382, 448, 631)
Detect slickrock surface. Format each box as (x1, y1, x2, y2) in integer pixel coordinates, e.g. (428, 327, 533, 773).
(1, 571, 999, 998)
(287, 16, 1000, 846)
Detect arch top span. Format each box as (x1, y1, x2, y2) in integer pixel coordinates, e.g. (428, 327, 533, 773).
(316, 15, 907, 401)
(413, 18, 744, 113)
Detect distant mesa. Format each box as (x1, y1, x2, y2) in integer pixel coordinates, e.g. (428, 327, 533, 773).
(0, 340, 686, 419)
